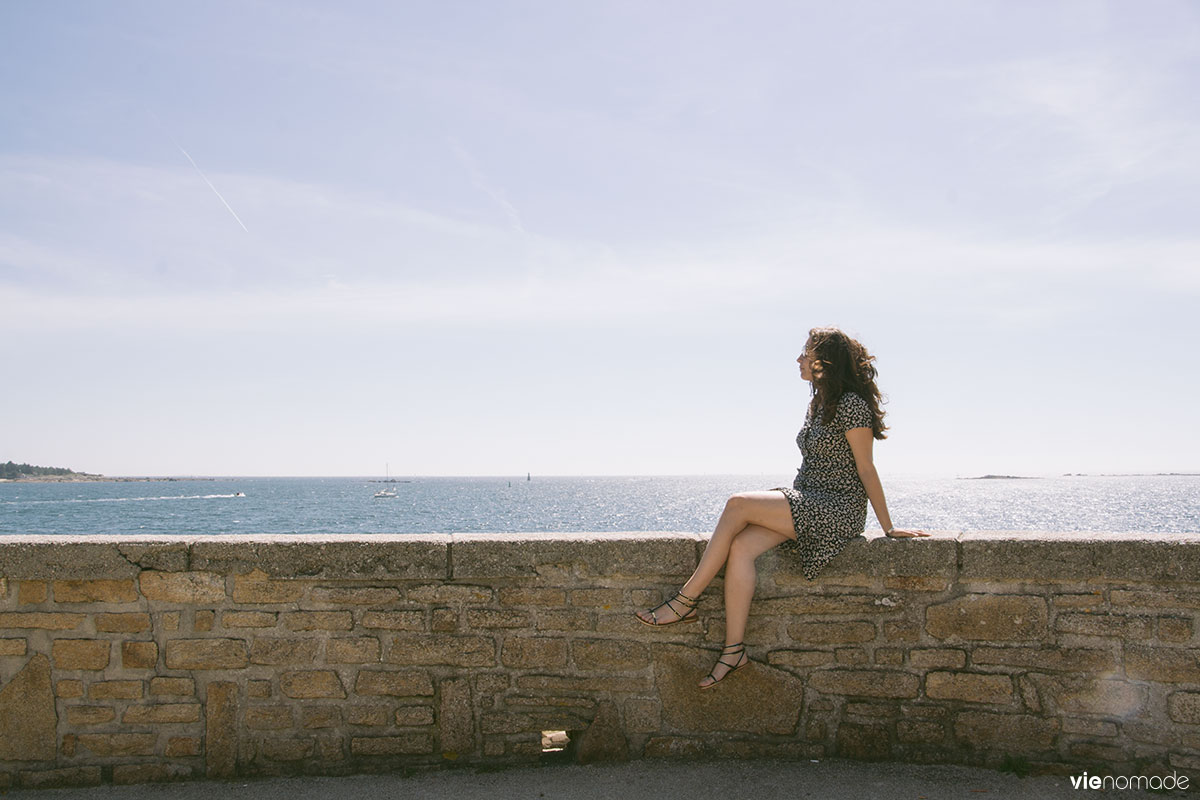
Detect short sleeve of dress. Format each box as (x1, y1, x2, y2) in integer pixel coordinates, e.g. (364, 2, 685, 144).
(836, 392, 874, 433)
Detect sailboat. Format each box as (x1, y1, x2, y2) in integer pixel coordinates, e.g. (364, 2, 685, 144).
(374, 464, 398, 499)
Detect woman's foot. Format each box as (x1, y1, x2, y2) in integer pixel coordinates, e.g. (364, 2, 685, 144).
(698, 642, 748, 689)
(635, 590, 699, 627)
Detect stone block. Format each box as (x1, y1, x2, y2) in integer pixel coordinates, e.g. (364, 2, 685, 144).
(439, 677, 473, 756)
(123, 703, 201, 723)
(499, 587, 566, 606)
(112, 764, 190, 784)
(643, 736, 709, 759)
(883, 576, 950, 592)
(466, 609, 531, 628)
(807, 669, 920, 699)
(67, 706, 116, 725)
(1062, 717, 1119, 737)
(517, 674, 652, 693)
(576, 700, 629, 764)
(502, 637, 569, 668)
(90, 680, 143, 699)
(396, 706, 435, 726)
(1126, 647, 1200, 683)
(925, 672, 1013, 704)
(0, 612, 85, 630)
(310, 586, 401, 605)
(355, 670, 435, 697)
(205, 682, 238, 778)
(953, 711, 1058, 753)
(95, 612, 152, 633)
(958, 532, 1200, 582)
(346, 705, 389, 726)
(925, 594, 1047, 641)
(407, 584, 493, 603)
(166, 736, 201, 757)
(122, 640, 158, 669)
(971, 646, 1116, 672)
(898, 720, 944, 743)
(767, 649, 835, 668)
(793, 532, 958, 581)
(302, 706, 342, 729)
(190, 535, 449, 580)
(654, 644, 804, 734)
(1159, 617, 1194, 643)
(883, 621, 920, 642)
(836, 721, 891, 760)
(261, 738, 315, 761)
(139, 571, 225, 603)
(52, 639, 110, 670)
(451, 532, 700, 579)
(53, 579, 137, 603)
(0, 654, 56, 760)
(191, 609, 214, 631)
(1055, 613, 1152, 638)
(231, 569, 305, 603)
(624, 697, 662, 733)
(150, 677, 195, 697)
(221, 611, 277, 628)
(161, 611, 180, 630)
(55, 679, 84, 698)
(362, 611, 424, 630)
(1027, 675, 1146, 716)
(77, 733, 156, 756)
(247, 706, 293, 730)
(572, 640, 650, 671)
(285, 610, 356, 631)
(571, 588, 625, 607)
(18, 581, 47, 604)
(910, 648, 966, 669)
(432, 609, 458, 631)
(836, 648, 868, 664)
(387, 635, 495, 667)
(327, 637, 381, 663)
(537, 609, 596, 631)
(1111, 589, 1200, 610)
(0, 639, 26, 656)
(1169, 691, 1200, 724)
(875, 648, 904, 666)
(787, 621, 876, 644)
(249, 637, 321, 665)
(18, 767, 102, 789)
(280, 670, 346, 699)
(350, 734, 434, 755)
(166, 639, 248, 670)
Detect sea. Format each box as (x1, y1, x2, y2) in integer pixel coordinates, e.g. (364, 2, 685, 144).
(0, 474, 1197, 536)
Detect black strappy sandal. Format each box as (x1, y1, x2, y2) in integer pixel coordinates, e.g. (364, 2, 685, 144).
(699, 642, 748, 689)
(635, 590, 699, 627)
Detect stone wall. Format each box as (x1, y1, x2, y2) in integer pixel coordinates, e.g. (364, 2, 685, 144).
(0, 531, 1199, 789)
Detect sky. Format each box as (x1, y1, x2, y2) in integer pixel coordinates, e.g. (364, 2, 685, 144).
(1, 0, 1198, 478)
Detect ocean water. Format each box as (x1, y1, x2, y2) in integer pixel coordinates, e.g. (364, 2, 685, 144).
(0, 474, 1197, 536)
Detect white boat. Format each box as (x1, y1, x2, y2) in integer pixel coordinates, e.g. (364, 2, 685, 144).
(374, 464, 398, 498)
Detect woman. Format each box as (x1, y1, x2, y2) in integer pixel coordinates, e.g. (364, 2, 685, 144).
(635, 326, 928, 689)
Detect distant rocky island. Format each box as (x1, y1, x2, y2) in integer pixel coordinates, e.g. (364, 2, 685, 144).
(0, 461, 208, 482)
(961, 474, 1038, 480)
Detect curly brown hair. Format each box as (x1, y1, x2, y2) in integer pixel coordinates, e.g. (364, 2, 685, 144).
(806, 327, 888, 440)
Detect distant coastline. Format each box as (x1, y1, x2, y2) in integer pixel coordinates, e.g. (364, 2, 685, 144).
(0, 461, 213, 483)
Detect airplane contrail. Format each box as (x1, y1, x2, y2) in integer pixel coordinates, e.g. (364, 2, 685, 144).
(173, 143, 249, 233)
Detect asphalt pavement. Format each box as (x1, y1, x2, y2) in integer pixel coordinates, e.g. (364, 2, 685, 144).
(2, 758, 1167, 799)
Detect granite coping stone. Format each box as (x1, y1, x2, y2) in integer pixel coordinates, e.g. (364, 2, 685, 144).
(0, 532, 1197, 582)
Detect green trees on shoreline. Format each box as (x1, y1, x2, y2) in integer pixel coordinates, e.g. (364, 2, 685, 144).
(1, 461, 82, 479)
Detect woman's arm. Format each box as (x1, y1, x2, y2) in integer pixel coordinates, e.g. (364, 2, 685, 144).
(845, 427, 928, 538)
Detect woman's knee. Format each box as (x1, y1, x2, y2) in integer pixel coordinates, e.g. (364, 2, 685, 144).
(723, 493, 754, 519)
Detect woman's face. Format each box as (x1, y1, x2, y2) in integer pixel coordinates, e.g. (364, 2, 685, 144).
(797, 340, 814, 382)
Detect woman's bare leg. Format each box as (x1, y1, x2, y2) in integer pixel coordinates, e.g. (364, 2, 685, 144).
(636, 491, 794, 625)
(699, 523, 791, 687)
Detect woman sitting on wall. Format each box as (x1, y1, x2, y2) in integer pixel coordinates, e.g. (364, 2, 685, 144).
(636, 326, 928, 688)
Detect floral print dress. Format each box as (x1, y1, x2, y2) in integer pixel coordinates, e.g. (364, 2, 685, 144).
(774, 392, 873, 579)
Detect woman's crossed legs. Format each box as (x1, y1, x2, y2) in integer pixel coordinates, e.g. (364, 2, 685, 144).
(635, 491, 797, 687)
